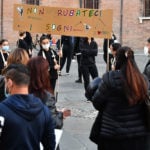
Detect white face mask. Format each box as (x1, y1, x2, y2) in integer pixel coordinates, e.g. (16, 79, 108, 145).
(42, 43, 50, 51)
(2, 45, 10, 52)
(144, 46, 150, 57)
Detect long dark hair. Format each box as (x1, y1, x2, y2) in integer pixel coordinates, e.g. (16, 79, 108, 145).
(115, 46, 148, 105)
(27, 56, 53, 100)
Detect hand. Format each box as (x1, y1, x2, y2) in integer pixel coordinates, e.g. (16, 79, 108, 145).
(58, 50, 63, 58)
(54, 64, 60, 70)
(29, 49, 32, 55)
(61, 108, 71, 119)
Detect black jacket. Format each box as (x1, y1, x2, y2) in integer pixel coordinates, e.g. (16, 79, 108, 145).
(24, 32, 33, 50)
(17, 39, 31, 57)
(17, 39, 28, 51)
(87, 70, 148, 139)
(42, 91, 63, 129)
(0, 76, 5, 101)
(80, 40, 98, 66)
(0, 52, 9, 74)
(144, 59, 150, 81)
(38, 49, 59, 79)
(61, 36, 73, 53)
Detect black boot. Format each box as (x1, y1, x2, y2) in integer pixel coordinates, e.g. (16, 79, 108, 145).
(75, 79, 82, 83)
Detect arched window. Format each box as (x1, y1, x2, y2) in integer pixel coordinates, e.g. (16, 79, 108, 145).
(84, 0, 99, 9)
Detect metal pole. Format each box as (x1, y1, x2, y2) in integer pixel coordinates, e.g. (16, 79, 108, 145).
(120, 0, 123, 44)
(1, 0, 4, 39)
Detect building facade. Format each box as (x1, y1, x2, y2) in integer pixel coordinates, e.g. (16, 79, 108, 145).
(0, 0, 150, 49)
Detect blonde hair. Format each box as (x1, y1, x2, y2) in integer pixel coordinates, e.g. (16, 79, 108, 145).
(7, 48, 29, 66)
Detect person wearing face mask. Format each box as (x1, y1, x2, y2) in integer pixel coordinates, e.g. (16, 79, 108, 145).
(109, 43, 121, 70)
(0, 48, 29, 101)
(38, 35, 60, 91)
(0, 64, 56, 150)
(143, 38, 150, 83)
(17, 31, 32, 57)
(103, 33, 117, 70)
(0, 39, 10, 74)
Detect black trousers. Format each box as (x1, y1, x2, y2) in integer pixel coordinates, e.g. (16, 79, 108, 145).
(77, 55, 82, 80)
(81, 64, 98, 90)
(50, 79, 57, 91)
(60, 49, 72, 73)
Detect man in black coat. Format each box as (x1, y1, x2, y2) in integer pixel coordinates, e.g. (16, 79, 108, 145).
(60, 36, 73, 75)
(80, 37, 98, 93)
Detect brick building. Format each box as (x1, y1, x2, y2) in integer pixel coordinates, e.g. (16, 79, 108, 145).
(0, 0, 150, 50)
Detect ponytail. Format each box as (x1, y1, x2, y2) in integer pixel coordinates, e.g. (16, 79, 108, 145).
(125, 49, 148, 105)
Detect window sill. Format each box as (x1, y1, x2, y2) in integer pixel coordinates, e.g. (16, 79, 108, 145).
(139, 17, 150, 23)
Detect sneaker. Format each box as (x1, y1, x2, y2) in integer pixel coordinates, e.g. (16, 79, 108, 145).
(75, 79, 82, 83)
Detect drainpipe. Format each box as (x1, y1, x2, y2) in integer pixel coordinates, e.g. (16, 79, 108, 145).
(1, 0, 4, 39)
(120, 0, 123, 44)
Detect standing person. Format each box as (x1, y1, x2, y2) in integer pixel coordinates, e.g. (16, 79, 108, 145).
(0, 39, 10, 74)
(0, 64, 55, 150)
(27, 56, 71, 150)
(17, 31, 32, 57)
(103, 33, 117, 70)
(109, 43, 121, 70)
(74, 37, 82, 83)
(86, 47, 150, 150)
(80, 37, 98, 95)
(0, 48, 29, 101)
(38, 35, 60, 91)
(24, 31, 33, 53)
(143, 38, 150, 81)
(60, 35, 73, 75)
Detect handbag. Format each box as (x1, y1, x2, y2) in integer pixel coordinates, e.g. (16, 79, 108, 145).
(89, 111, 102, 144)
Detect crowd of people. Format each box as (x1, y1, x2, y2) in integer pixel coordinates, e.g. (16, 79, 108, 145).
(0, 31, 150, 150)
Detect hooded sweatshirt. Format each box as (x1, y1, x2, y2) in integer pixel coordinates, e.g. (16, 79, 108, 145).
(0, 94, 55, 150)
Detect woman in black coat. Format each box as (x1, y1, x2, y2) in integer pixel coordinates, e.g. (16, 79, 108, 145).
(38, 35, 60, 91)
(17, 31, 32, 57)
(86, 46, 150, 150)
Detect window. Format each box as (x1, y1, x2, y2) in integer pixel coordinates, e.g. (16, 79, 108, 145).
(84, 0, 99, 9)
(144, 0, 150, 16)
(22, 0, 40, 5)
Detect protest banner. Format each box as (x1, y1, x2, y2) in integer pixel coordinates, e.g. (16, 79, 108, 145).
(14, 4, 113, 38)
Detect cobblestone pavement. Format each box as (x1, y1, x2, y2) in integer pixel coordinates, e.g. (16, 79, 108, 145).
(54, 50, 148, 150)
